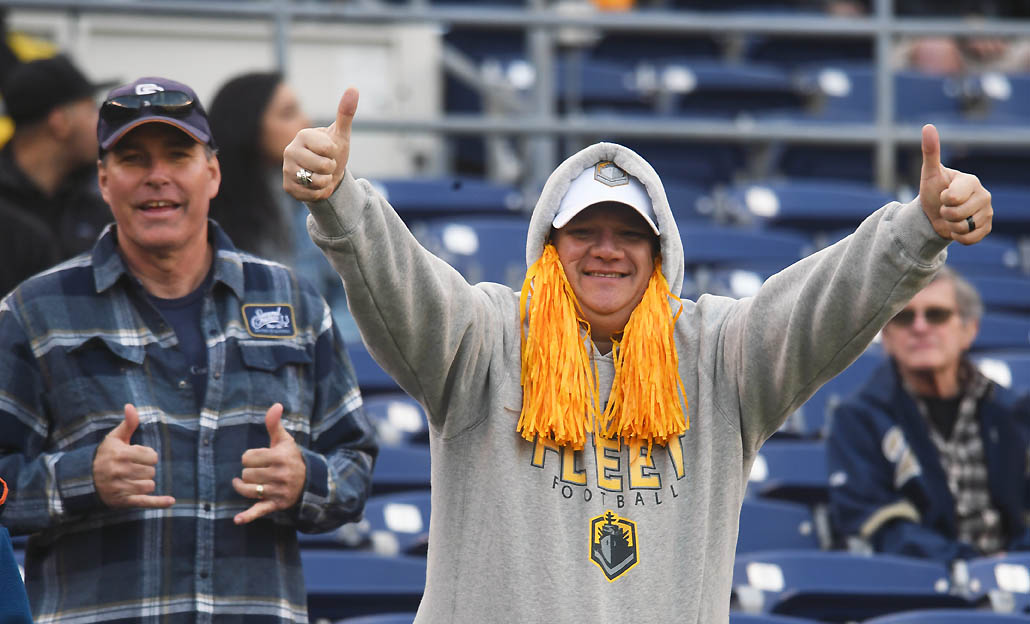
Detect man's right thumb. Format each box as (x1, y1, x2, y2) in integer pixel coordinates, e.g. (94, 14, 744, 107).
(111, 403, 140, 443)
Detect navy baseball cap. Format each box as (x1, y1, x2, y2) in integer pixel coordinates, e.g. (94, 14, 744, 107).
(98, 76, 216, 152)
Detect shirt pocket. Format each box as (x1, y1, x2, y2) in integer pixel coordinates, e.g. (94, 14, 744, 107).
(237, 342, 314, 440)
(44, 335, 145, 450)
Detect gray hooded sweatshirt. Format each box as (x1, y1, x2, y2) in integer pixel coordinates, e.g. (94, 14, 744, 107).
(306, 142, 948, 623)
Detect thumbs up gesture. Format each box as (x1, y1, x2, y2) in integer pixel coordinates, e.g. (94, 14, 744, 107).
(283, 87, 359, 202)
(93, 404, 176, 509)
(232, 403, 307, 525)
(918, 124, 993, 245)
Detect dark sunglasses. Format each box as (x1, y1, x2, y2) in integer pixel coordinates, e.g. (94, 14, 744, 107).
(100, 91, 195, 124)
(889, 306, 955, 328)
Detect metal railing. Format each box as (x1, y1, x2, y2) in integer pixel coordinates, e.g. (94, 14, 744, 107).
(5, 0, 1030, 190)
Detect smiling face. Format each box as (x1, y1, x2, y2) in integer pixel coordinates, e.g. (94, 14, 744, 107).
(98, 123, 220, 263)
(551, 202, 658, 346)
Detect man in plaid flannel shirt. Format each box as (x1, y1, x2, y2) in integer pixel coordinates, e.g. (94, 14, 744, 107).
(0, 76, 377, 623)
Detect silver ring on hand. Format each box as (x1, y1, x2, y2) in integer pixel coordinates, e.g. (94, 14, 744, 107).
(966, 215, 976, 233)
(255, 483, 264, 499)
(296, 168, 314, 187)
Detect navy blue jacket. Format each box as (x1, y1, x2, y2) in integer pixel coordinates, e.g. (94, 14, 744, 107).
(827, 360, 1030, 562)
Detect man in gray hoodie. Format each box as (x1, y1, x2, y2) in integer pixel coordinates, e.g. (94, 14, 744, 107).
(283, 88, 993, 622)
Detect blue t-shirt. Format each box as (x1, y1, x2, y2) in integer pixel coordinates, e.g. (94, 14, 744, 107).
(147, 272, 213, 410)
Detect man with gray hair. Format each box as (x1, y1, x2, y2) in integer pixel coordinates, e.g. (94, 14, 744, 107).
(828, 266, 1030, 563)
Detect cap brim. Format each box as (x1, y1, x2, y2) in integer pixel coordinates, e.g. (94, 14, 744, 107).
(552, 199, 660, 235)
(100, 116, 212, 151)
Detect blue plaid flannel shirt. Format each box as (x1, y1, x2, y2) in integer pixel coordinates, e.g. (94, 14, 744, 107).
(0, 222, 377, 623)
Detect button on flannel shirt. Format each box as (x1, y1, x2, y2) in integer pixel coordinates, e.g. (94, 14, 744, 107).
(0, 222, 377, 624)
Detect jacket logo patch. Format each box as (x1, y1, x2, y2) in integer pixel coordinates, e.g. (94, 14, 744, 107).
(590, 510, 639, 581)
(242, 304, 296, 338)
(594, 161, 630, 187)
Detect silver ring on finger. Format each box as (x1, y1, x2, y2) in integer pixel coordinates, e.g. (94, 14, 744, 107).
(255, 483, 264, 499)
(966, 215, 975, 233)
(296, 168, 314, 187)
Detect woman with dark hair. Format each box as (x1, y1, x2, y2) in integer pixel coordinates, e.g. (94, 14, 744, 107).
(209, 72, 357, 340)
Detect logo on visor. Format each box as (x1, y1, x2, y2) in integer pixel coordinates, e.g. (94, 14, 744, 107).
(242, 304, 296, 338)
(589, 510, 639, 581)
(134, 83, 165, 96)
(594, 161, 630, 187)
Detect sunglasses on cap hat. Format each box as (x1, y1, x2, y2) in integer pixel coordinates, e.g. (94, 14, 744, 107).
(888, 306, 955, 328)
(99, 90, 195, 124)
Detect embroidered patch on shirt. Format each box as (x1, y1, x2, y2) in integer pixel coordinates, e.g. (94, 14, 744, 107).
(242, 304, 296, 338)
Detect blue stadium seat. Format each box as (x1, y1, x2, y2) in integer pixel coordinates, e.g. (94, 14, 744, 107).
(747, 439, 828, 505)
(680, 223, 810, 271)
(943, 238, 1024, 277)
(982, 186, 1030, 236)
(730, 614, 824, 624)
(973, 313, 1030, 352)
(732, 550, 968, 621)
(894, 71, 967, 124)
(616, 140, 746, 187)
(301, 490, 432, 556)
(372, 177, 526, 220)
(973, 351, 1030, 394)
(372, 445, 432, 495)
(302, 551, 426, 621)
(736, 498, 820, 555)
(963, 552, 1030, 615)
(363, 393, 429, 447)
(863, 610, 1030, 623)
(721, 179, 896, 233)
(965, 274, 1030, 315)
(347, 344, 402, 396)
(966, 72, 1030, 123)
(948, 148, 1030, 189)
(410, 216, 529, 290)
(334, 615, 417, 624)
(783, 349, 883, 439)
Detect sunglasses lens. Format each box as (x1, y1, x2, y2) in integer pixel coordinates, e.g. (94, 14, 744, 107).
(891, 309, 915, 326)
(925, 307, 954, 325)
(100, 91, 194, 123)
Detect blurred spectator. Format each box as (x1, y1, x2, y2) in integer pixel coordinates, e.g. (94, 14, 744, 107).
(827, 267, 1030, 563)
(827, 0, 1030, 74)
(208, 71, 358, 341)
(0, 55, 112, 276)
(0, 8, 59, 147)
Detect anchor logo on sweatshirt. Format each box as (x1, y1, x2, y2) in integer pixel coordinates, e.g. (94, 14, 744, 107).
(589, 510, 639, 581)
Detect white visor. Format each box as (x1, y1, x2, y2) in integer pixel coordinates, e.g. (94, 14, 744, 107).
(552, 161, 658, 235)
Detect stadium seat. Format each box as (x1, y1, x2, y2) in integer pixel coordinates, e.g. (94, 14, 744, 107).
(721, 179, 896, 233)
(747, 439, 828, 505)
(973, 351, 1030, 394)
(371, 177, 526, 220)
(303, 551, 426, 621)
(410, 216, 529, 290)
(963, 552, 1030, 615)
(782, 348, 883, 439)
(730, 614, 824, 624)
(966, 72, 1030, 124)
(371, 445, 432, 495)
(732, 550, 969, 621)
(862, 609, 1029, 623)
(300, 490, 432, 556)
(980, 186, 1030, 236)
(364, 393, 430, 447)
(736, 498, 820, 555)
(943, 237, 1024, 277)
(347, 345, 402, 396)
(680, 223, 810, 271)
(965, 274, 1030, 315)
(334, 614, 417, 624)
(973, 313, 1030, 352)
(894, 71, 967, 124)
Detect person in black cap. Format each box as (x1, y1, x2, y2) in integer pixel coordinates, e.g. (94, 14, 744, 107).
(0, 75, 376, 623)
(0, 53, 111, 294)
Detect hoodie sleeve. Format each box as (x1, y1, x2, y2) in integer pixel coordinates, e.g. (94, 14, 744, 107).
(715, 199, 948, 450)
(304, 172, 516, 437)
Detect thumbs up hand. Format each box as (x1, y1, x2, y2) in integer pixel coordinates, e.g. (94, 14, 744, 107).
(232, 403, 307, 525)
(918, 124, 993, 245)
(283, 87, 359, 202)
(93, 404, 176, 509)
